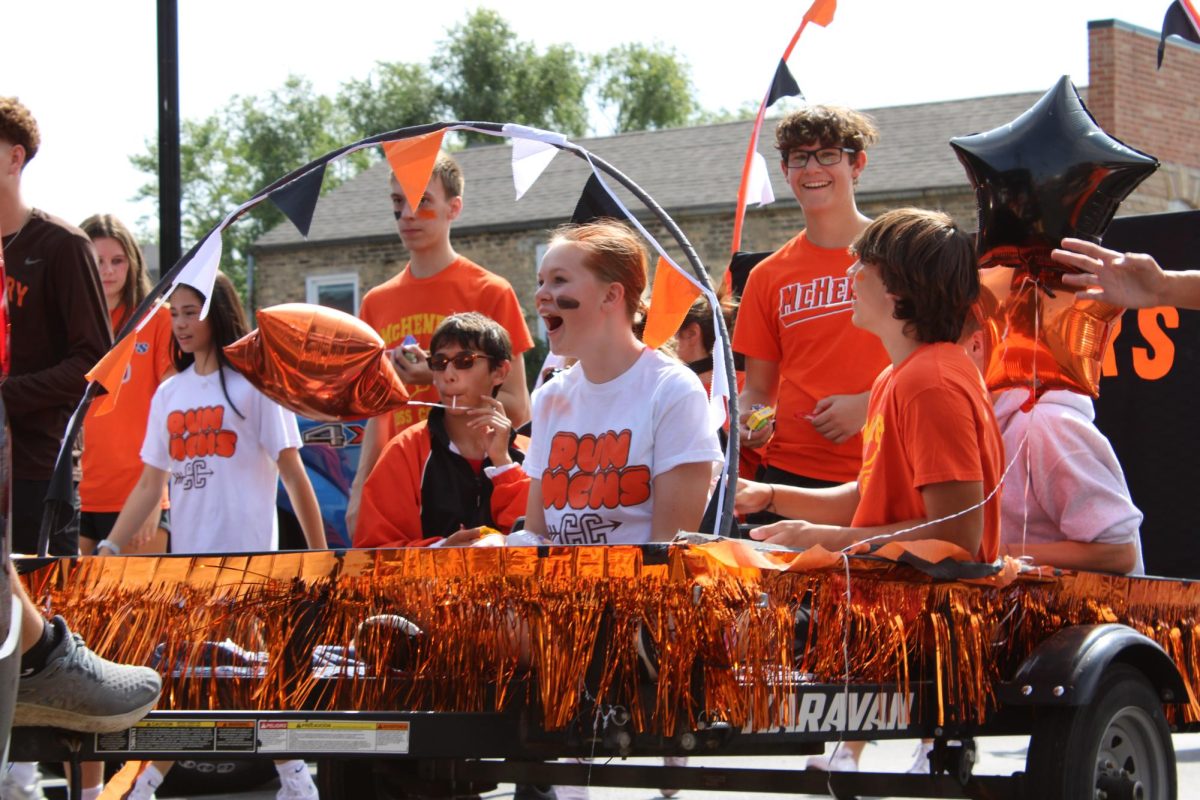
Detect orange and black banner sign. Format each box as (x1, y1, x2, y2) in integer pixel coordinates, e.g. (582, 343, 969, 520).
(1096, 210, 1200, 579)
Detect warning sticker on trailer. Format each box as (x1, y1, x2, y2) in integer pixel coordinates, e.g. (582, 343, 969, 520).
(256, 721, 410, 754)
(96, 721, 257, 754)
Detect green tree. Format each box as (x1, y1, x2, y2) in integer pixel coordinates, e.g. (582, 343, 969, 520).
(340, 61, 441, 139)
(596, 43, 699, 134)
(432, 9, 589, 144)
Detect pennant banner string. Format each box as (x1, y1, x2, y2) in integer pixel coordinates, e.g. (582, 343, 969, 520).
(73, 119, 738, 534)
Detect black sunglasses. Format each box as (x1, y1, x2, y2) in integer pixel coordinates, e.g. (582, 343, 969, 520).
(426, 351, 492, 371)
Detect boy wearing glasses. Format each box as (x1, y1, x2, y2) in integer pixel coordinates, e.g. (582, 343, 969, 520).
(733, 106, 889, 508)
(348, 153, 535, 532)
(353, 312, 530, 548)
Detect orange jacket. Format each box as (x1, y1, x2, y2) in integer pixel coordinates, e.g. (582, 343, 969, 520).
(354, 409, 530, 548)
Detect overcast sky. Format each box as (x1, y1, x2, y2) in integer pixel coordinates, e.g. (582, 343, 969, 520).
(2, 1, 1172, 234)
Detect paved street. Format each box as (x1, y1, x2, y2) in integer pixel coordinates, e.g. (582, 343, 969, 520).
(34, 733, 1200, 799)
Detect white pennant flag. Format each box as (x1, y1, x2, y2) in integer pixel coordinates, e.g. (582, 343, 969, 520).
(511, 137, 559, 201)
(748, 151, 776, 207)
(169, 230, 223, 319)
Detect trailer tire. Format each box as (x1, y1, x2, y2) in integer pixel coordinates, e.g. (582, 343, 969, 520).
(1026, 662, 1175, 800)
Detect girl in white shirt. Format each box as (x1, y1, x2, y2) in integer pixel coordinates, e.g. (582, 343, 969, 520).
(523, 221, 722, 544)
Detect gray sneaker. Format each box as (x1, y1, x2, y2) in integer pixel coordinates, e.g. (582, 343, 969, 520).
(14, 616, 162, 732)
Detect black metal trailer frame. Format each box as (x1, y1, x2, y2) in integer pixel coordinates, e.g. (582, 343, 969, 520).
(9, 624, 1188, 800)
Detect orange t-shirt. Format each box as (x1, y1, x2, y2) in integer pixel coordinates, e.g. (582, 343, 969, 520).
(359, 256, 535, 441)
(79, 305, 174, 512)
(851, 343, 1003, 562)
(732, 231, 889, 481)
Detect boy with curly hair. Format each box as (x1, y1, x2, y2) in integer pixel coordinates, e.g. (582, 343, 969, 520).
(733, 106, 889, 510)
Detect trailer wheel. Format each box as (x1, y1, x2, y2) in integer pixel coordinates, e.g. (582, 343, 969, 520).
(1026, 662, 1175, 800)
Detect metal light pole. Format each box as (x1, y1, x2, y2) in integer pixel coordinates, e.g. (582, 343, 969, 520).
(157, 0, 181, 269)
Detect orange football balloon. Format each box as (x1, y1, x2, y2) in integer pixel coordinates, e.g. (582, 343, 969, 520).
(977, 266, 1122, 408)
(225, 303, 409, 421)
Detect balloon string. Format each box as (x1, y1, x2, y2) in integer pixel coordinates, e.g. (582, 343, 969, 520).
(826, 550, 854, 797)
(846, 427, 1030, 553)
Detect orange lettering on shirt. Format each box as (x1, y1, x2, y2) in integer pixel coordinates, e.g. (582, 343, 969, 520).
(168, 405, 239, 462)
(591, 469, 622, 509)
(215, 431, 238, 457)
(5, 277, 28, 308)
(576, 435, 599, 472)
(618, 466, 652, 505)
(857, 412, 885, 495)
(541, 469, 570, 509)
(597, 430, 632, 469)
(567, 472, 593, 508)
(548, 433, 579, 471)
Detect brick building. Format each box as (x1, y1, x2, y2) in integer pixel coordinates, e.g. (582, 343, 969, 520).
(252, 19, 1199, 329)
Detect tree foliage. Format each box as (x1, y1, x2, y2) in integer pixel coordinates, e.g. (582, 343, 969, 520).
(596, 43, 699, 134)
(132, 76, 362, 294)
(430, 9, 589, 143)
(340, 62, 440, 138)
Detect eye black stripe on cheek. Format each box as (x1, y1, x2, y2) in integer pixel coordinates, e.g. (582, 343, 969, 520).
(554, 295, 581, 310)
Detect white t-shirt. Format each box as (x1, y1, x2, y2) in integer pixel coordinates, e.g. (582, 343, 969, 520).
(524, 348, 722, 545)
(141, 365, 302, 554)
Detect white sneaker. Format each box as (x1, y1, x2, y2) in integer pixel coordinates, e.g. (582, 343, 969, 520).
(805, 746, 860, 772)
(906, 740, 935, 774)
(1, 763, 47, 800)
(127, 765, 164, 800)
(276, 760, 318, 800)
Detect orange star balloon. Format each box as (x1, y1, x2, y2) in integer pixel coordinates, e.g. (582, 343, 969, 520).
(224, 304, 409, 421)
(976, 267, 1122, 408)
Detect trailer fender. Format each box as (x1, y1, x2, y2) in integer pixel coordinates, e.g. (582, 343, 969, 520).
(998, 623, 1186, 707)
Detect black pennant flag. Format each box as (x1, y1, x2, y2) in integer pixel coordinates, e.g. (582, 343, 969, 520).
(1159, 0, 1200, 69)
(571, 174, 625, 225)
(270, 164, 326, 238)
(766, 60, 803, 107)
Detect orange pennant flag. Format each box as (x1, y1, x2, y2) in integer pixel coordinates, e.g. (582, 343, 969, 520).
(642, 257, 702, 350)
(85, 333, 137, 416)
(382, 129, 448, 213)
(803, 0, 836, 26)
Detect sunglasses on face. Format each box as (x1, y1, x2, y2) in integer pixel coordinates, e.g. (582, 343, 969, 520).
(785, 147, 857, 170)
(426, 351, 492, 371)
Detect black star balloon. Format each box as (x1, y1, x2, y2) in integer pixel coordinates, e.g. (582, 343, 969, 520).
(950, 75, 1158, 276)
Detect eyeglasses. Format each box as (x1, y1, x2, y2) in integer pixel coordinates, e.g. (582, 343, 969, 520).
(784, 147, 857, 170)
(426, 351, 492, 371)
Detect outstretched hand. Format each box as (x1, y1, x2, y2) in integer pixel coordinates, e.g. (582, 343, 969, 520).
(748, 519, 844, 550)
(1055, 238, 1168, 308)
